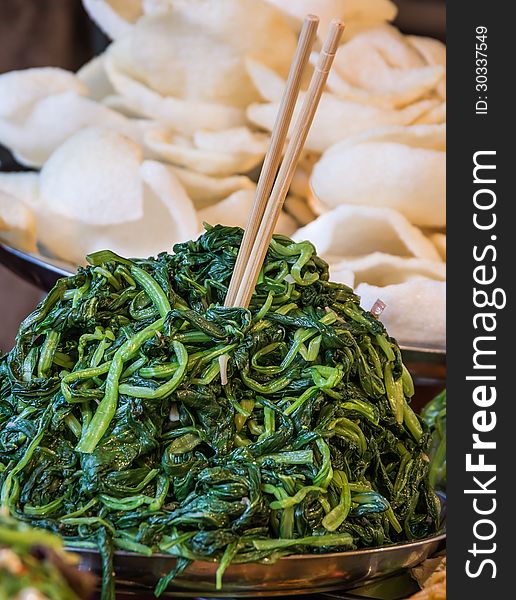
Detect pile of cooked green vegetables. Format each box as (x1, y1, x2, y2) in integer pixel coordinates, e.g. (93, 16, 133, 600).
(0, 225, 440, 599)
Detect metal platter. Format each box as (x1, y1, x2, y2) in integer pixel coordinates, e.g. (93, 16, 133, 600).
(72, 532, 445, 597)
(0, 241, 72, 290)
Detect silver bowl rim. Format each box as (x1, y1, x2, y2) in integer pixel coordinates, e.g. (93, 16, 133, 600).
(69, 530, 446, 562)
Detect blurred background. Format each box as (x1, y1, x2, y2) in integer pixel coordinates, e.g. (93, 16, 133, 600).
(0, 0, 445, 352)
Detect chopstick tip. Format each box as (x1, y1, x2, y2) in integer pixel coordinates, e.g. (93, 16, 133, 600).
(329, 19, 345, 32)
(319, 19, 345, 54)
(305, 14, 320, 23)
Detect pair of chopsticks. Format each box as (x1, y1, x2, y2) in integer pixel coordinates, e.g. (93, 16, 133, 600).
(220, 15, 344, 383)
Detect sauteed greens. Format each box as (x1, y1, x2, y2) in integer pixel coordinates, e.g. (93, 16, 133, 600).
(0, 225, 439, 599)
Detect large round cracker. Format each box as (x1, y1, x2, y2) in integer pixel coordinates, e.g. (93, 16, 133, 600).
(166, 166, 255, 208)
(330, 252, 445, 287)
(144, 129, 266, 176)
(104, 56, 246, 134)
(0, 67, 86, 118)
(37, 159, 199, 265)
(292, 205, 441, 261)
(0, 91, 151, 168)
(39, 128, 144, 226)
(326, 24, 445, 107)
(324, 123, 445, 151)
(311, 125, 445, 227)
(357, 279, 446, 346)
(326, 60, 444, 109)
(107, 0, 296, 108)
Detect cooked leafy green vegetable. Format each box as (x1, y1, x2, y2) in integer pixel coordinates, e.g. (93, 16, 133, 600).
(421, 390, 446, 490)
(0, 225, 440, 599)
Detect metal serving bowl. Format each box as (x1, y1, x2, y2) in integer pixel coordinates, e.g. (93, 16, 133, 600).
(73, 532, 445, 597)
(0, 242, 72, 290)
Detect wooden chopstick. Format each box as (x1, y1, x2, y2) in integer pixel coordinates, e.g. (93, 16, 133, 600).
(234, 20, 345, 308)
(219, 18, 342, 385)
(224, 15, 319, 308)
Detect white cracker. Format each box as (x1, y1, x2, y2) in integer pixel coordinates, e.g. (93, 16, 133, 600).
(357, 279, 446, 347)
(144, 129, 266, 176)
(0, 91, 151, 168)
(311, 124, 445, 227)
(104, 56, 246, 135)
(106, 0, 296, 108)
(0, 67, 86, 118)
(264, 0, 397, 39)
(37, 157, 199, 265)
(330, 252, 445, 287)
(39, 127, 144, 225)
(293, 205, 441, 261)
(166, 166, 255, 208)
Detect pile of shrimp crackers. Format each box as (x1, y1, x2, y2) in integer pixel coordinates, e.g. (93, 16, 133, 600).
(0, 0, 445, 346)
